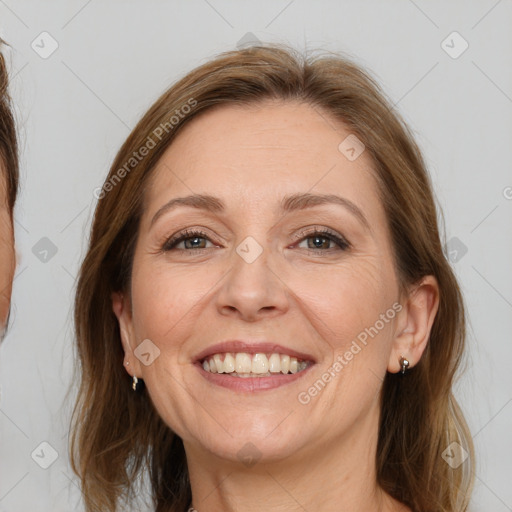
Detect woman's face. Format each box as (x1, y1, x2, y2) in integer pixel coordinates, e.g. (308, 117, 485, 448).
(0, 167, 15, 334)
(115, 101, 413, 463)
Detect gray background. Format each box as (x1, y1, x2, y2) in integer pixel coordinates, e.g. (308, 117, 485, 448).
(0, 1, 511, 510)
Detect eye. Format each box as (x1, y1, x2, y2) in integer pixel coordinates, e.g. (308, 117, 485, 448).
(162, 229, 215, 251)
(161, 227, 350, 253)
(295, 227, 350, 252)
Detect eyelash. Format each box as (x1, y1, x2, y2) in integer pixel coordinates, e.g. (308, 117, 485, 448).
(162, 229, 213, 252)
(293, 227, 351, 252)
(162, 227, 351, 253)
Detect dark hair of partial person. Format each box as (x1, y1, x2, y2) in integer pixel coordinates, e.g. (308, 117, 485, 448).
(0, 39, 19, 213)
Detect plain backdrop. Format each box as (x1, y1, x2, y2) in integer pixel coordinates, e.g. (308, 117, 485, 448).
(0, 1, 511, 511)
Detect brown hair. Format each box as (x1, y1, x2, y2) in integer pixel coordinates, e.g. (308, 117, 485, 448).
(72, 44, 474, 512)
(0, 39, 19, 213)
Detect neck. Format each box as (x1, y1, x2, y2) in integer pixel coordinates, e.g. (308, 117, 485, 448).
(184, 406, 407, 512)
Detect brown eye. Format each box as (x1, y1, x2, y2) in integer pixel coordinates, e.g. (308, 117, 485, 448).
(306, 235, 332, 249)
(182, 236, 208, 249)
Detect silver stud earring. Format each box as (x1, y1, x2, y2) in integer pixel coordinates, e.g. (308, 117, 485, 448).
(399, 356, 410, 374)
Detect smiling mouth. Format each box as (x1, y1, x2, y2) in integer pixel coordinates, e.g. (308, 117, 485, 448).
(200, 352, 313, 377)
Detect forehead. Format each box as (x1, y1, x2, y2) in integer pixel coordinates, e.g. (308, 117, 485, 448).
(144, 101, 385, 225)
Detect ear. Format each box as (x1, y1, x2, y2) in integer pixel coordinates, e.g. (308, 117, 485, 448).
(388, 275, 440, 373)
(112, 291, 142, 377)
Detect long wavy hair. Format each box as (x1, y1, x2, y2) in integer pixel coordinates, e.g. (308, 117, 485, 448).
(71, 44, 474, 512)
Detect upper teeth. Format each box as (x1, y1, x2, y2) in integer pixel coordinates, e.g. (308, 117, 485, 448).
(202, 352, 309, 375)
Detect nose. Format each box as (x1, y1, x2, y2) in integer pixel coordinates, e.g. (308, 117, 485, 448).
(215, 244, 289, 322)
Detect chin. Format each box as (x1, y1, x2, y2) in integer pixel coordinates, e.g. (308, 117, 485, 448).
(184, 414, 312, 465)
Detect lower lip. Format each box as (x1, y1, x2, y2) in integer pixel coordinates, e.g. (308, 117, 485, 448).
(195, 362, 315, 392)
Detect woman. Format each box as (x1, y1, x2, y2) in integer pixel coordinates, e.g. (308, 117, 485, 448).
(0, 41, 18, 339)
(72, 45, 474, 511)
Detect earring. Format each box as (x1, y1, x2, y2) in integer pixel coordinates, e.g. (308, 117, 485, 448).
(132, 376, 139, 391)
(399, 356, 410, 374)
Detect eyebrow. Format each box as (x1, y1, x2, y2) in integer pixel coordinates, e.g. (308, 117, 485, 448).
(150, 192, 370, 230)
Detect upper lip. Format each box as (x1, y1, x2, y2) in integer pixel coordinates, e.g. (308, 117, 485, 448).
(194, 340, 316, 363)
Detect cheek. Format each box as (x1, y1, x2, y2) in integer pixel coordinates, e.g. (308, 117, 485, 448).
(289, 259, 398, 414)
(130, 258, 221, 345)
(284, 261, 398, 399)
(288, 255, 394, 337)
(0, 214, 15, 327)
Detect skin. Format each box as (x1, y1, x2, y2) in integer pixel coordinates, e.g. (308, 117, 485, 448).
(0, 166, 15, 336)
(113, 100, 439, 512)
